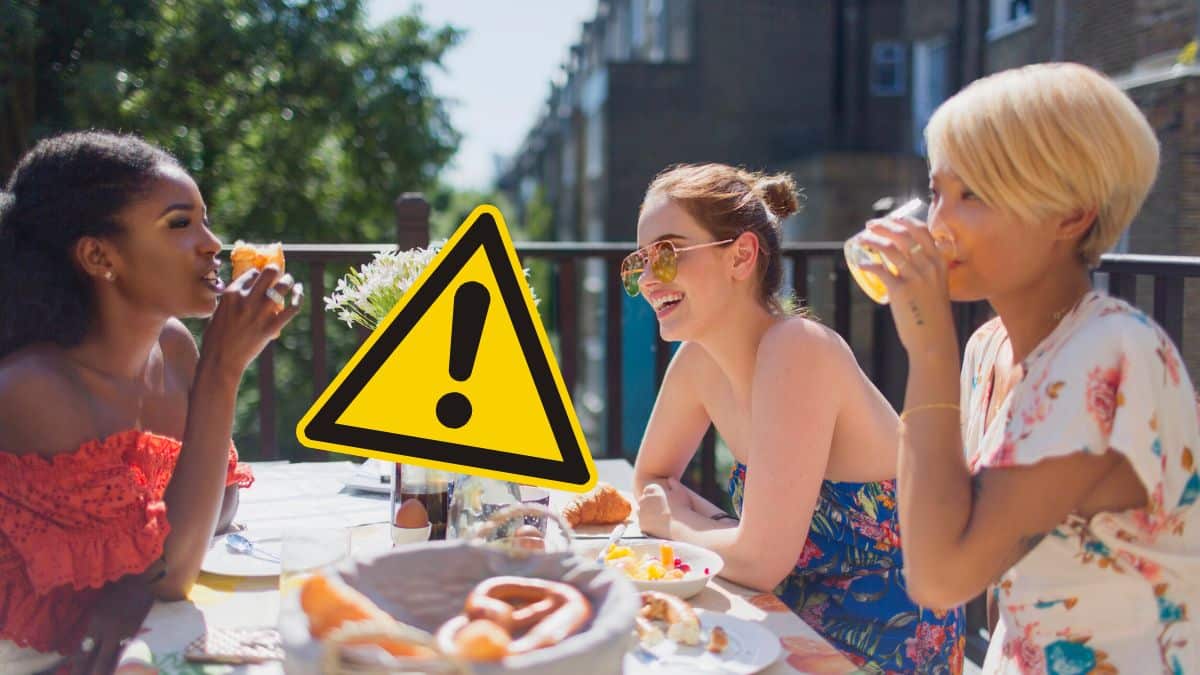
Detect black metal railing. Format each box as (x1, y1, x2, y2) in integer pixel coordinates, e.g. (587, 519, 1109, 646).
(257, 241, 1200, 483)
(244, 237, 1199, 668)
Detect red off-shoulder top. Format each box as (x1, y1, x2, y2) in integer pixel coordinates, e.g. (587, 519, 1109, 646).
(0, 430, 253, 654)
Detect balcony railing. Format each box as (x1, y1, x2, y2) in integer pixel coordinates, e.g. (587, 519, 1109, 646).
(244, 241, 1200, 485)
(232, 204, 1200, 668)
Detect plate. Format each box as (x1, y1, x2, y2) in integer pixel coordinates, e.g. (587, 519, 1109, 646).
(342, 459, 392, 494)
(624, 611, 781, 674)
(576, 539, 724, 599)
(201, 531, 283, 577)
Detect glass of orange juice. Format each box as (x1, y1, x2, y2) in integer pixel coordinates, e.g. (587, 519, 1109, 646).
(278, 527, 350, 619)
(844, 198, 954, 304)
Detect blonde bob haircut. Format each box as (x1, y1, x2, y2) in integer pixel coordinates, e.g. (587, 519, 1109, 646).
(924, 62, 1160, 267)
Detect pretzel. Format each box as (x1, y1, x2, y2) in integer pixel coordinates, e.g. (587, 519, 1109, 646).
(639, 590, 701, 646)
(439, 576, 593, 661)
(435, 616, 509, 662)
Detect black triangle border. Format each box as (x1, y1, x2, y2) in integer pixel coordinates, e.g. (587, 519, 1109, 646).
(302, 211, 591, 486)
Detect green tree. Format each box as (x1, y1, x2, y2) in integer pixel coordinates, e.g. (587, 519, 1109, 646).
(428, 184, 515, 241)
(2, 0, 464, 461)
(4, 0, 461, 241)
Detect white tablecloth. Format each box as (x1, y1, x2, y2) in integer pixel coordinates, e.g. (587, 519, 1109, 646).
(123, 459, 855, 674)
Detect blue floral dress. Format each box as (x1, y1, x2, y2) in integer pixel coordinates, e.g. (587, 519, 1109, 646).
(730, 462, 965, 674)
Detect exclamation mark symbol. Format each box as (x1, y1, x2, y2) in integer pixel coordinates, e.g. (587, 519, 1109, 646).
(437, 281, 490, 429)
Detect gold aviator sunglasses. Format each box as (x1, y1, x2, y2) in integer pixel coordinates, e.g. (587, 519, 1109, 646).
(619, 238, 735, 296)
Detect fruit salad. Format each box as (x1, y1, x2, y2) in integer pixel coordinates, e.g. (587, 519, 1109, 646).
(602, 542, 698, 581)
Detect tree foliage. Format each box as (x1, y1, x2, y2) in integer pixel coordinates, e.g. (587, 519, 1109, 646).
(3, 0, 461, 242)
(2, 0, 467, 460)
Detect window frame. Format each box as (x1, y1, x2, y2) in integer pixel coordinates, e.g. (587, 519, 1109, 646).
(870, 41, 908, 97)
(987, 0, 1036, 41)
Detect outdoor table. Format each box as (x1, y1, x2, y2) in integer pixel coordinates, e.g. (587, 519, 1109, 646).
(122, 459, 856, 674)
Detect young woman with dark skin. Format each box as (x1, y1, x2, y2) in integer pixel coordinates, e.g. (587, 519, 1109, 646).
(0, 131, 300, 675)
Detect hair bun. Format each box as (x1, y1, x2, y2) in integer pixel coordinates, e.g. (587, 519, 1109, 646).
(755, 173, 800, 220)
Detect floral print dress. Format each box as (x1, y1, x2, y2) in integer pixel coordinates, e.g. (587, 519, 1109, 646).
(730, 463, 964, 674)
(963, 291, 1200, 674)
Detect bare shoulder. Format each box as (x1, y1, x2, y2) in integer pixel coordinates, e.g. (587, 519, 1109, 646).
(0, 348, 96, 456)
(664, 340, 713, 378)
(159, 318, 200, 383)
(758, 316, 854, 367)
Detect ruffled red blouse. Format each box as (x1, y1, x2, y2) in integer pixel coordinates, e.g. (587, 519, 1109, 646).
(0, 430, 253, 654)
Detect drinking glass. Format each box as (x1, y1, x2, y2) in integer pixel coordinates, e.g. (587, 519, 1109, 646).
(518, 486, 551, 534)
(278, 527, 351, 610)
(391, 463, 453, 541)
(844, 198, 955, 304)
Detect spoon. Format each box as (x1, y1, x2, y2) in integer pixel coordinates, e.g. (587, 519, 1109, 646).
(225, 532, 281, 562)
(595, 523, 628, 564)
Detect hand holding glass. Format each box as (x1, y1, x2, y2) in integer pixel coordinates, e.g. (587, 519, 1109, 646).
(844, 198, 956, 304)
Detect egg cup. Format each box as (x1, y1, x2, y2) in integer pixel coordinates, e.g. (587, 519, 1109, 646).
(391, 523, 432, 546)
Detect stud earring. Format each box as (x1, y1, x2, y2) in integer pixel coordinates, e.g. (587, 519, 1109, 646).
(104, 271, 114, 282)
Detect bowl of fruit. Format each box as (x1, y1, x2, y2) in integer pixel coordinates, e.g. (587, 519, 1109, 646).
(580, 540, 723, 600)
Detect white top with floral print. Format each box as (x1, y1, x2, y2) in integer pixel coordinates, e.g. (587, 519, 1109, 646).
(962, 291, 1200, 674)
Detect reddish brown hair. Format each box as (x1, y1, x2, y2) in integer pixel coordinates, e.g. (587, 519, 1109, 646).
(642, 163, 800, 314)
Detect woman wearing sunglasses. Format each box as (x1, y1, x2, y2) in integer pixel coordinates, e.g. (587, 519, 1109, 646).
(631, 163, 964, 673)
(856, 63, 1199, 672)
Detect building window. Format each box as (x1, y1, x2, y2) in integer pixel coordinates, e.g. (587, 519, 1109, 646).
(870, 42, 906, 96)
(631, 0, 646, 53)
(585, 109, 604, 180)
(988, 0, 1034, 40)
(667, 0, 692, 61)
(646, 0, 665, 62)
(912, 37, 949, 155)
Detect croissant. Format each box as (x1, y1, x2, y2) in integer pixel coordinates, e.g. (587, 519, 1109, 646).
(561, 483, 631, 528)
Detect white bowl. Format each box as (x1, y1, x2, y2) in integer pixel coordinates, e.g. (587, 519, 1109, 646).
(390, 523, 431, 546)
(578, 539, 723, 599)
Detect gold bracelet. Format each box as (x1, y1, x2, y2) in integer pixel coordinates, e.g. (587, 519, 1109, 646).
(899, 402, 960, 423)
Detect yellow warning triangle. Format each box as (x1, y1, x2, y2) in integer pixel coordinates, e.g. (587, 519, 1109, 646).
(297, 205, 597, 492)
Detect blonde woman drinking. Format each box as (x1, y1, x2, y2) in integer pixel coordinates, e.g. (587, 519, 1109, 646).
(857, 62, 1199, 672)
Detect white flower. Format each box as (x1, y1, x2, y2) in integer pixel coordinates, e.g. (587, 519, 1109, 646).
(323, 244, 540, 331)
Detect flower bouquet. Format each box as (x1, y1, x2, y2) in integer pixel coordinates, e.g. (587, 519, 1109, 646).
(324, 243, 538, 330)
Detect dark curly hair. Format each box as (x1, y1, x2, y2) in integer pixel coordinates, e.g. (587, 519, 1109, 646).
(0, 130, 180, 359)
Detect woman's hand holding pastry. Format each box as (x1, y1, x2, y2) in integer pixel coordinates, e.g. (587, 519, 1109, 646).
(200, 265, 302, 379)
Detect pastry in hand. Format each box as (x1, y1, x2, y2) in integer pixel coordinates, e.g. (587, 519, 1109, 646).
(561, 482, 632, 528)
(230, 240, 285, 281)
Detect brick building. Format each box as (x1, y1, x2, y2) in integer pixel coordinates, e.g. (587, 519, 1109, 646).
(904, 0, 1200, 375)
(498, 0, 1200, 451)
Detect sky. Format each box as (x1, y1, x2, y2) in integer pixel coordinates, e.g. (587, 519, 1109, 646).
(367, 0, 598, 191)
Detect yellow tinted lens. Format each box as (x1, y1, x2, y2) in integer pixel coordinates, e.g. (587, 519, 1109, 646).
(651, 241, 678, 282)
